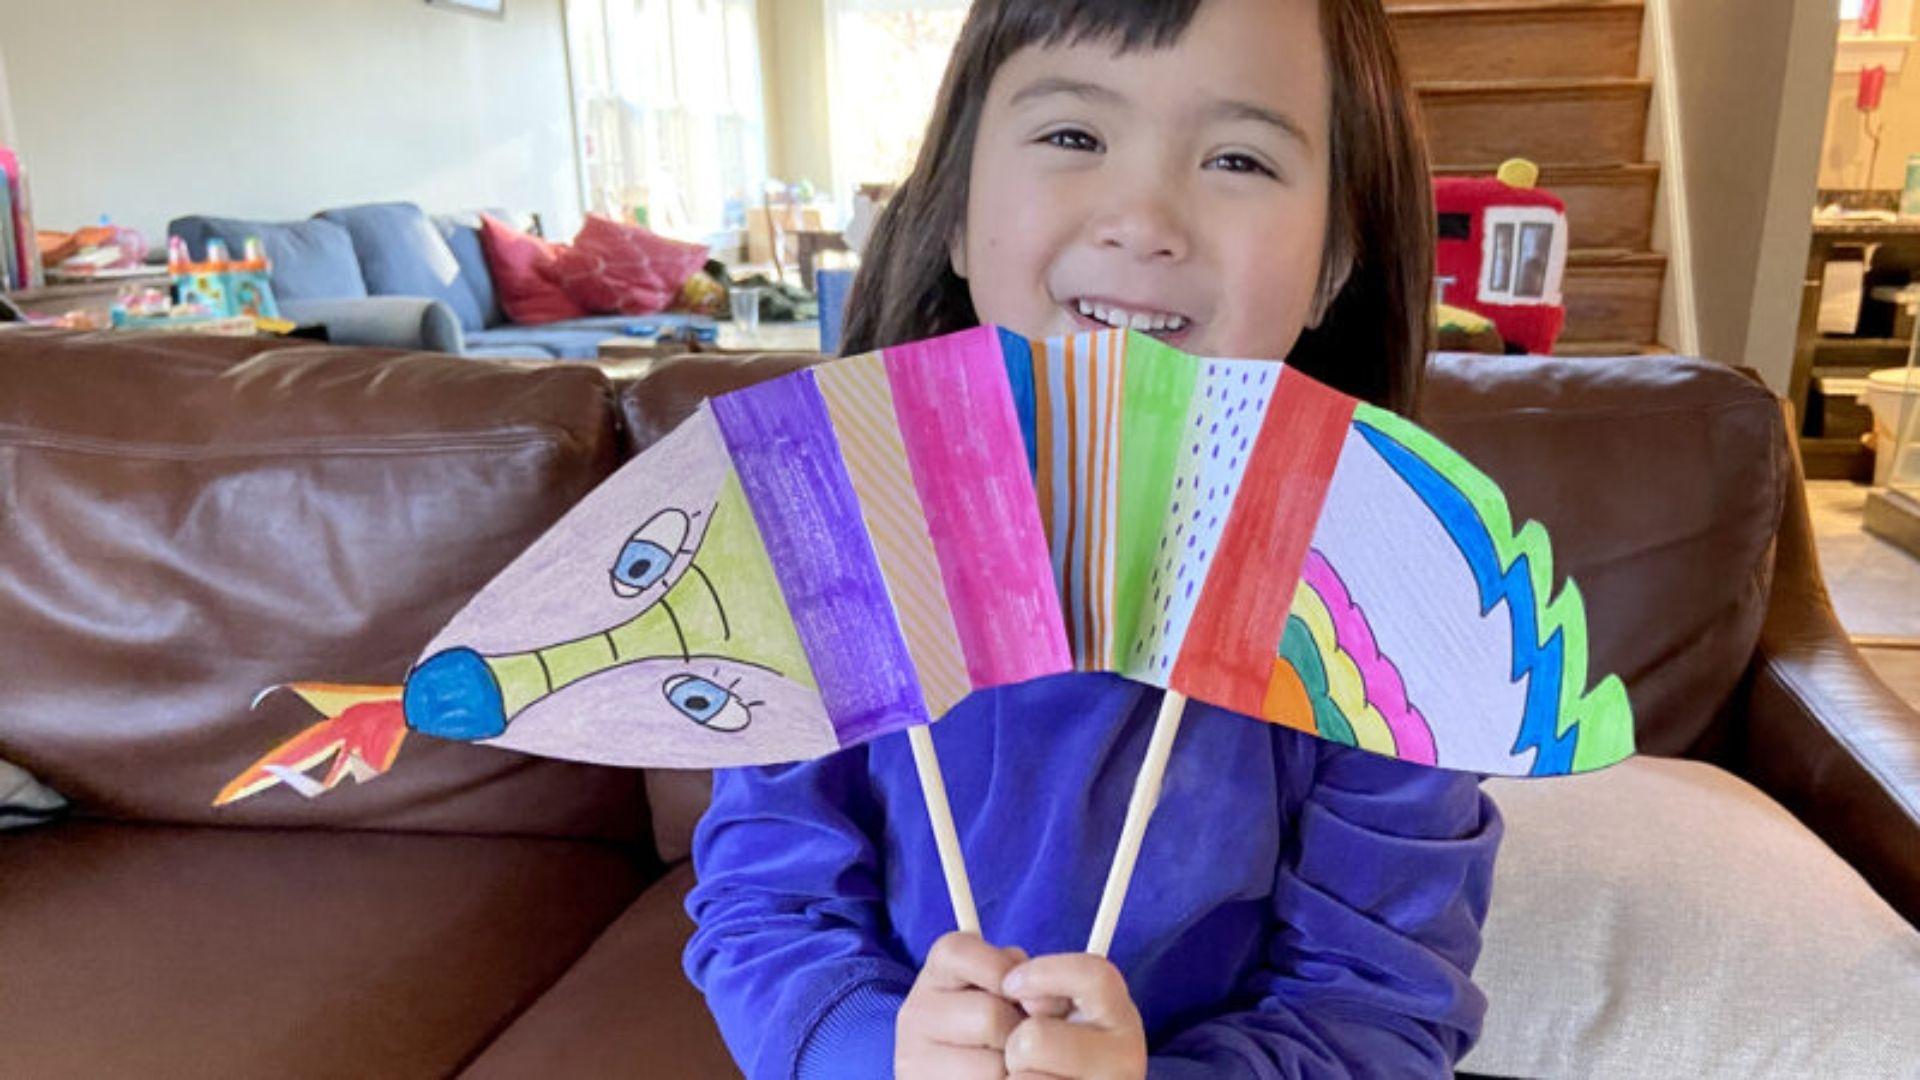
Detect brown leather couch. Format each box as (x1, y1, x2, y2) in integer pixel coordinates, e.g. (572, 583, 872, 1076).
(1, 328, 1915, 1079)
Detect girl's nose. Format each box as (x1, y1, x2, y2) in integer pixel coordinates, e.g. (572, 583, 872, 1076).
(1092, 193, 1191, 264)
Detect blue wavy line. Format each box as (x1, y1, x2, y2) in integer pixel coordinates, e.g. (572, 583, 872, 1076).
(1356, 423, 1575, 776)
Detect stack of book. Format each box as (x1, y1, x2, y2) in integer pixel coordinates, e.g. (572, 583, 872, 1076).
(0, 145, 43, 292)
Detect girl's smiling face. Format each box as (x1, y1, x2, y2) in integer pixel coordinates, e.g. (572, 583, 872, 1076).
(955, 0, 1335, 361)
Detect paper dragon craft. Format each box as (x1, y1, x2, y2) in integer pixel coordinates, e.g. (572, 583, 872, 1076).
(216, 325, 1632, 808)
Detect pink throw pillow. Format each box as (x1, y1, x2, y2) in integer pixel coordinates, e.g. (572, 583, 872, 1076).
(478, 214, 587, 325)
(549, 215, 709, 316)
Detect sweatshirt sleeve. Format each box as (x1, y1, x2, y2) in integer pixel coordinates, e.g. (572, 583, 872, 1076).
(1149, 737, 1503, 1079)
(682, 748, 917, 1080)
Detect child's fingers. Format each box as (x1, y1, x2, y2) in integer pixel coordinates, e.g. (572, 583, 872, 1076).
(1005, 1015, 1118, 1077)
(922, 931, 1024, 993)
(1001, 953, 1139, 1029)
(1016, 993, 1074, 1020)
(899, 1043, 1008, 1080)
(919, 987, 1025, 1050)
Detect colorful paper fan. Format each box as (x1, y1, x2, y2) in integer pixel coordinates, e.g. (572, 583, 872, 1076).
(220, 324, 1631, 809)
(1005, 328, 1632, 776)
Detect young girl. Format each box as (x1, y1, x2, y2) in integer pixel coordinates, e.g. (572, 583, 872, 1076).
(685, 1, 1500, 1076)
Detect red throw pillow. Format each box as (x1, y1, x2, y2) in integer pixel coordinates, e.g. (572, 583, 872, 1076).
(548, 215, 709, 316)
(477, 213, 587, 325)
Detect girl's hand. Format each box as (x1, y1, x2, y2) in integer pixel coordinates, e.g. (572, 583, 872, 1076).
(1001, 953, 1148, 1080)
(896, 931, 1028, 1080)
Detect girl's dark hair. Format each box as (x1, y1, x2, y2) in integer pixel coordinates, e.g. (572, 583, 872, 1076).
(839, 0, 1433, 417)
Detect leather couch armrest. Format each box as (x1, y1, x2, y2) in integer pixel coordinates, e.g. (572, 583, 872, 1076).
(1740, 437, 1920, 926)
(599, 351, 825, 455)
(278, 296, 465, 354)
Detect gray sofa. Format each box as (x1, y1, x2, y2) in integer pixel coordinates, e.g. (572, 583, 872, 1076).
(168, 202, 710, 359)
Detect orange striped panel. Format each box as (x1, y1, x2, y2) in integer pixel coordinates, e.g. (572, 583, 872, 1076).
(1063, 336, 1087, 659)
(815, 352, 973, 717)
(1032, 343, 1055, 593)
(1093, 331, 1124, 669)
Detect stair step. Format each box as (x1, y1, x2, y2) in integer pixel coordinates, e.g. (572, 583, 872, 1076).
(1562, 250, 1666, 343)
(1436, 162, 1659, 251)
(1419, 78, 1651, 168)
(1391, 1, 1644, 83)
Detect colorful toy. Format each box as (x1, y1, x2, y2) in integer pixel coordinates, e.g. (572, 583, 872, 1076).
(215, 325, 1635, 945)
(168, 235, 280, 320)
(1435, 159, 1569, 355)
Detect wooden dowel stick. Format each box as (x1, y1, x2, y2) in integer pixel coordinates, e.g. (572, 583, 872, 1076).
(1085, 690, 1188, 958)
(908, 723, 981, 936)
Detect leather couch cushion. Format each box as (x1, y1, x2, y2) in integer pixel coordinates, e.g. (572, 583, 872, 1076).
(611, 348, 1788, 861)
(0, 820, 645, 1080)
(0, 330, 652, 842)
(461, 862, 739, 1079)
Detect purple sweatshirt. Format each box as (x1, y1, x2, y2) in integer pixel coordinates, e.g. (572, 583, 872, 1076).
(684, 671, 1501, 1078)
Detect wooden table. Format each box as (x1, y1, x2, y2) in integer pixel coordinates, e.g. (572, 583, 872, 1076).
(597, 321, 823, 361)
(3, 271, 172, 324)
(1789, 219, 1920, 481)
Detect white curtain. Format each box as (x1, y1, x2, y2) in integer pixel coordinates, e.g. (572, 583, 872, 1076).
(566, 0, 768, 241)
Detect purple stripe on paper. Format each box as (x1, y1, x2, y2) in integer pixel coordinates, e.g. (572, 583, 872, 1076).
(709, 372, 929, 748)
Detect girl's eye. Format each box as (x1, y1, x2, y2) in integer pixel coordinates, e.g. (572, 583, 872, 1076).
(1040, 128, 1102, 153)
(1205, 152, 1278, 179)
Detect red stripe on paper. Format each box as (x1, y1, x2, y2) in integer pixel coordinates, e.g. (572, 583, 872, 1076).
(1169, 367, 1355, 714)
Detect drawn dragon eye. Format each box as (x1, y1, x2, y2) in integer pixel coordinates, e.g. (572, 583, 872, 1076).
(663, 674, 752, 732)
(611, 509, 692, 597)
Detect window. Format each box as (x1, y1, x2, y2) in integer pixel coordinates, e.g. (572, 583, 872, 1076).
(1437, 212, 1473, 241)
(1488, 223, 1515, 294)
(1515, 223, 1554, 300)
(824, 0, 968, 200)
(1477, 207, 1565, 306)
(566, 0, 767, 241)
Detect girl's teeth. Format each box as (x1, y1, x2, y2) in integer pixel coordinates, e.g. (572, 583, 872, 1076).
(1073, 299, 1185, 332)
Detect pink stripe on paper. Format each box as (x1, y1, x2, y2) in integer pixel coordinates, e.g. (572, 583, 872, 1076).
(884, 327, 1072, 688)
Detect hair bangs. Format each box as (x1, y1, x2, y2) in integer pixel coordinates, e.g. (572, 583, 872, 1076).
(995, 0, 1203, 62)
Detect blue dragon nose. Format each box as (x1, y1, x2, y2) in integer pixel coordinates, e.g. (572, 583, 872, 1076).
(403, 648, 507, 740)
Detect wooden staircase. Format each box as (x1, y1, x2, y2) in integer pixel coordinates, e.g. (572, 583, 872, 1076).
(1388, 0, 1668, 355)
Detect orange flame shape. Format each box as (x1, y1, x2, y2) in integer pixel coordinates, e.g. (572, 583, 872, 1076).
(215, 684, 408, 806)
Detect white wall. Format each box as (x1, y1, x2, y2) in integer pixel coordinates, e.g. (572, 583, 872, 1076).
(0, 0, 582, 248)
(759, 0, 833, 192)
(1822, 0, 1920, 190)
(1662, 0, 1836, 389)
